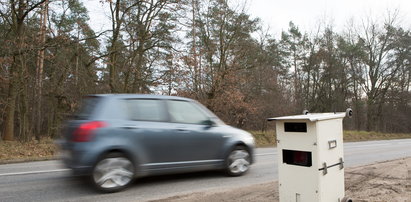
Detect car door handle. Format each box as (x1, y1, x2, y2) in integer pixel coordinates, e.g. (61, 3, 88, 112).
(122, 125, 139, 129)
(176, 128, 189, 133)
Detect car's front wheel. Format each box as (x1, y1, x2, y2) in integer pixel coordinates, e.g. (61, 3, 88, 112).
(225, 146, 251, 176)
(91, 152, 135, 193)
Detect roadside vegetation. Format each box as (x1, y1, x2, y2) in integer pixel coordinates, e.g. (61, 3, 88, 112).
(1, 131, 410, 164)
(250, 131, 277, 147)
(0, 138, 57, 164)
(343, 131, 411, 142)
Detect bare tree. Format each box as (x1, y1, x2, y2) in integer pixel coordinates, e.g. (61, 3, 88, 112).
(357, 13, 400, 131)
(1, 0, 47, 141)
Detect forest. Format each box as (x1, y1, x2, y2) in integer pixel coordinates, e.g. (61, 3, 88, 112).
(0, 0, 410, 141)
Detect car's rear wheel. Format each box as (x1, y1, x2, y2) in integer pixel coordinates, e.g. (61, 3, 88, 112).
(91, 152, 135, 193)
(225, 146, 251, 176)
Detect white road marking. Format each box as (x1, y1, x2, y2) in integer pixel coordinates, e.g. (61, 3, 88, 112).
(0, 169, 70, 177)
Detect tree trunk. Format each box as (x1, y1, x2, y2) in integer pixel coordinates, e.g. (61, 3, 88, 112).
(366, 99, 377, 131)
(3, 0, 46, 141)
(3, 27, 23, 141)
(132, 45, 145, 93)
(35, 0, 48, 140)
(3, 80, 17, 141)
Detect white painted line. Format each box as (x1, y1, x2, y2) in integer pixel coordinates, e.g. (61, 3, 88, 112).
(0, 169, 70, 177)
(256, 153, 277, 156)
(0, 163, 62, 169)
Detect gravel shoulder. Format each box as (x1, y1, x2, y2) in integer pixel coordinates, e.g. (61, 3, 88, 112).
(151, 157, 411, 202)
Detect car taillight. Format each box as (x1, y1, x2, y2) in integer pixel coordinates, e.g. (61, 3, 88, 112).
(72, 121, 107, 142)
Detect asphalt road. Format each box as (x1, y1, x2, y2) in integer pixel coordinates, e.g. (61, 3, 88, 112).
(1, 139, 411, 202)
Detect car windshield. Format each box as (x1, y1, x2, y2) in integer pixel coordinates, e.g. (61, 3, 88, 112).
(193, 101, 225, 125)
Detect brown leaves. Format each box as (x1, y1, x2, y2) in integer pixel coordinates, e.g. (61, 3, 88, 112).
(0, 138, 57, 162)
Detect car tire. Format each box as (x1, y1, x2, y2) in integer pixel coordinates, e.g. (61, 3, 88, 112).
(91, 152, 135, 193)
(225, 146, 251, 176)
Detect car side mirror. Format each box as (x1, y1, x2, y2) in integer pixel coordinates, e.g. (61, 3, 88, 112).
(203, 119, 216, 127)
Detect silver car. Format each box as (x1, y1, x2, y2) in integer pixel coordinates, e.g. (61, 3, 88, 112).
(60, 94, 255, 192)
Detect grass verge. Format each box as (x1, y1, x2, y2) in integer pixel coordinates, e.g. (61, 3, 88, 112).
(0, 138, 58, 164)
(343, 130, 411, 142)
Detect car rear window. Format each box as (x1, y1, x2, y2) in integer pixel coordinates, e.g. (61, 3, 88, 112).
(75, 96, 101, 120)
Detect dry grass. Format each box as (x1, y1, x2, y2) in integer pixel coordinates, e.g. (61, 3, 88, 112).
(0, 138, 58, 164)
(249, 130, 277, 147)
(343, 131, 411, 142)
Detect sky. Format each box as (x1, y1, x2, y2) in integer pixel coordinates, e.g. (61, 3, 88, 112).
(246, 0, 411, 35)
(84, 0, 411, 37)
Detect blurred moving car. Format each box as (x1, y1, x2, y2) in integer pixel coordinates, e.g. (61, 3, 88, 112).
(59, 94, 255, 192)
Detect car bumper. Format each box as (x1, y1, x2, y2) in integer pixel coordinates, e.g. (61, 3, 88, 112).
(59, 141, 96, 175)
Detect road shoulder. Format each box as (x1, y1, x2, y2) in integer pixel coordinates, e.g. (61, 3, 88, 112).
(151, 157, 411, 202)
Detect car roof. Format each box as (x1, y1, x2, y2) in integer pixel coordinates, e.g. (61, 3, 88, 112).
(89, 94, 193, 101)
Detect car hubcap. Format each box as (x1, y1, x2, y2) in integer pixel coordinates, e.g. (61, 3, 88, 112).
(93, 157, 134, 189)
(228, 150, 250, 174)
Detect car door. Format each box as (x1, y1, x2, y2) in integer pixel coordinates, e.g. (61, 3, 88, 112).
(165, 100, 225, 165)
(122, 99, 181, 165)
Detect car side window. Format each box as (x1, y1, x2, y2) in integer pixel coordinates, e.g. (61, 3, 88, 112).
(126, 99, 166, 122)
(167, 100, 210, 124)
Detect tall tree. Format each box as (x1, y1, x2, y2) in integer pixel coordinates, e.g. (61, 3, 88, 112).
(44, 0, 100, 137)
(104, 0, 179, 93)
(1, 0, 47, 141)
(34, 0, 48, 139)
(338, 25, 368, 131)
(358, 16, 400, 131)
(181, 0, 265, 127)
(279, 22, 309, 111)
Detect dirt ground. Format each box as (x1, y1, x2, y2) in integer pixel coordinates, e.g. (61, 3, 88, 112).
(152, 157, 411, 202)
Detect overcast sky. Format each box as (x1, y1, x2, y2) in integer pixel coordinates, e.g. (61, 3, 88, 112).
(84, 0, 411, 37)
(246, 0, 411, 35)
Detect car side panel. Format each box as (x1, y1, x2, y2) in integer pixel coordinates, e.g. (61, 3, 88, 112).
(60, 95, 255, 178)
